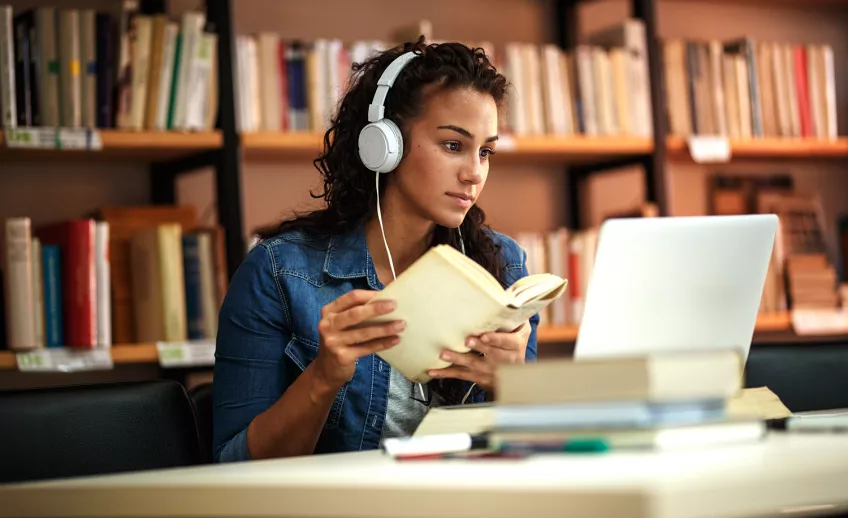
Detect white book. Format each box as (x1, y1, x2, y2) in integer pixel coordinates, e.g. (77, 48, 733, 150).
(821, 44, 837, 140)
(185, 32, 215, 130)
(541, 45, 565, 135)
(95, 221, 111, 348)
(172, 11, 205, 130)
(128, 15, 152, 130)
(4, 218, 36, 350)
(0, 5, 16, 128)
(362, 245, 567, 383)
(155, 22, 179, 130)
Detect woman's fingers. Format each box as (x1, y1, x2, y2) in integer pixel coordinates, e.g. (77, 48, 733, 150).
(322, 289, 379, 317)
(331, 298, 397, 330)
(337, 319, 406, 346)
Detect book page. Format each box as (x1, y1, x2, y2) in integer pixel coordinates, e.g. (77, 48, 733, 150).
(727, 386, 791, 420)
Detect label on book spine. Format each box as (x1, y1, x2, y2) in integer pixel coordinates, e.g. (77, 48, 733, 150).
(4, 127, 103, 150)
(156, 339, 216, 368)
(16, 348, 114, 372)
(687, 135, 731, 163)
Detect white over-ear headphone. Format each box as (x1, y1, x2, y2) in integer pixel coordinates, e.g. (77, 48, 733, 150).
(357, 51, 419, 173)
(359, 50, 465, 283)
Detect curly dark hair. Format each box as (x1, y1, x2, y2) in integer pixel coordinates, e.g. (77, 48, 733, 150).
(255, 38, 511, 284)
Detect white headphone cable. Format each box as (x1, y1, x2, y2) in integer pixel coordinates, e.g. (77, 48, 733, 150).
(376, 170, 475, 405)
(376, 170, 397, 281)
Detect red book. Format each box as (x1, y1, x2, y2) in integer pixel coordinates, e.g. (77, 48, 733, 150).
(793, 45, 814, 138)
(36, 220, 97, 348)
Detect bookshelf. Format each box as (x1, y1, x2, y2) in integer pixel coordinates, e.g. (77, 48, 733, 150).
(0, 311, 798, 372)
(3, 0, 848, 385)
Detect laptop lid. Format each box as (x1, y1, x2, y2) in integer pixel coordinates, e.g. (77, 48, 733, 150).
(574, 214, 778, 365)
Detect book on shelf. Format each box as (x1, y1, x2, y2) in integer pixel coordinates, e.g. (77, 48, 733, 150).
(361, 244, 567, 383)
(0, 2, 218, 132)
(0, 207, 226, 352)
(231, 18, 653, 139)
(662, 37, 838, 140)
(709, 173, 841, 317)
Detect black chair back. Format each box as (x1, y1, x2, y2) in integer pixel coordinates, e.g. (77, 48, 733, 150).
(0, 379, 204, 484)
(188, 382, 214, 464)
(746, 344, 848, 412)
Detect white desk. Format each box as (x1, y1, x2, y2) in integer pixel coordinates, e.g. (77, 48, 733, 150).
(2, 432, 848, 518)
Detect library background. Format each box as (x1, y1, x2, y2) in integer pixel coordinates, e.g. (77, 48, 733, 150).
(0, 0, 847, 410)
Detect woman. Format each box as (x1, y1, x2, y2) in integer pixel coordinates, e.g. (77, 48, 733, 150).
(213, 39, 540, 462)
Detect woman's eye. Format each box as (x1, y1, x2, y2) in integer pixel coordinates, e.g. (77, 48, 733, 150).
(443, 141, 460, 152)
(480, 148, 496, 159)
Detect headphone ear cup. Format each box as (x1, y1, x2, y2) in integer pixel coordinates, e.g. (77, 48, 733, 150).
(358, 119, 404, 173)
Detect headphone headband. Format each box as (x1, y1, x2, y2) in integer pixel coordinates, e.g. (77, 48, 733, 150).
(367, 51, 419, 122)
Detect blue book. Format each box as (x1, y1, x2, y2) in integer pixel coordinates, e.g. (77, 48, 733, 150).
(41, 245, 63, 348)
(182, 234, 204, 340)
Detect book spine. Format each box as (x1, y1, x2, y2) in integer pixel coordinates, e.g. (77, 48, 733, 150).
(95, 12, 115, 128)
(41, 244, 63, 348)
(13, 12, 32, 126)
(4, 218, 35, 350)
(31, 237, 44, 348)
(79, 9, 96, 128)
(182, 234, 205, 340)
(0, 5, 16, 128)
(95, 221, 110, 347)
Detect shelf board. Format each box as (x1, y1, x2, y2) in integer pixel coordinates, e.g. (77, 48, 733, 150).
(667, 135, 848, 160)
(0, 130, 222, 162)
(537, 312, 792, 344)
(0, 343, 159, 371)
(0, 312, 803, 370)
(242, 132, 654, 163)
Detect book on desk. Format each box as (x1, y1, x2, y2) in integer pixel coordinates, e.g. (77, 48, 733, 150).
(386, 350, 784, 458)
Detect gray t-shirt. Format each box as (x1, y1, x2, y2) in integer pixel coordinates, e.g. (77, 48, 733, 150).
(381, 367, 442, 439)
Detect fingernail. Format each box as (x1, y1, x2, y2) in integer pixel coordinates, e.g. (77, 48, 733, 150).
(382, 301, 397, 312)
(481, 335, 491, 344)
(389, 337, 400, 346)
(467, 338, 477, 349)
(440, 351, 451, 361)
(428, 370, 439, 378)
(393, 320, 406, 331)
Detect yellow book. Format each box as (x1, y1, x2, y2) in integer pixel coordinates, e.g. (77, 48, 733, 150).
(363, 245, 567, 383)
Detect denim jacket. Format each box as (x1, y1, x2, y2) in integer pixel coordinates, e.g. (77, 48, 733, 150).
(212, 220, 539, 462)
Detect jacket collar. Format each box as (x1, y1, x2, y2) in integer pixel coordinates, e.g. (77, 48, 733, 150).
(323, 219, 383, 290)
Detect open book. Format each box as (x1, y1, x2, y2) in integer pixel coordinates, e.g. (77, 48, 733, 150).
(363, 244, 567, 383)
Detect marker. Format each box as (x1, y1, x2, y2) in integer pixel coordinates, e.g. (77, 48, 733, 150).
(498, 437, 610, 454)
(381, 433, 489, 458)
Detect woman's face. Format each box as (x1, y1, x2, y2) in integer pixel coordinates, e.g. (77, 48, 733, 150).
(390, 86, 499, 229)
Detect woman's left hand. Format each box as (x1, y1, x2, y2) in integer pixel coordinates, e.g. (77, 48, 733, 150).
(427, 320, 531, 393)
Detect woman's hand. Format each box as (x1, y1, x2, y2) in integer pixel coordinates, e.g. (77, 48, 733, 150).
(427, 320, 531, 393)
(313, 290, 405, 390)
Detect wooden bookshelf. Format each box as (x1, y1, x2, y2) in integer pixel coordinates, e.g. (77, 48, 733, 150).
(0, 130, 223, 162)
(242, 131, 654, 163)
(666, 135, 848, 160)
(0, 344, 160, 371)
(536, 311, 793, 344)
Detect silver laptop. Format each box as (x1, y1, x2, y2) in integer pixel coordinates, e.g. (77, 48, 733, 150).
(574, 214, 778, 365)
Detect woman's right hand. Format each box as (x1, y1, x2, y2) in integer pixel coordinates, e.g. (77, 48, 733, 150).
(313, 289, 405, 389)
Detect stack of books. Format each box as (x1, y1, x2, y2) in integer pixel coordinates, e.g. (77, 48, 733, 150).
(488, 350, 765, 453)
(402, 350, 767, 457)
